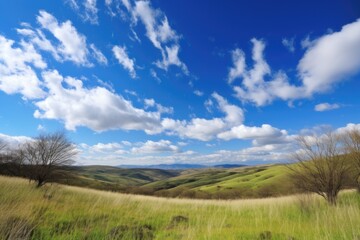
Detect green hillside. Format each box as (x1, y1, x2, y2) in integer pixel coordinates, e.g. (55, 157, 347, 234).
(0, 164, 298, 199)
(1, 176, 359, 239)
(50, 166, 180, 192)
(138, 164, 296, 199)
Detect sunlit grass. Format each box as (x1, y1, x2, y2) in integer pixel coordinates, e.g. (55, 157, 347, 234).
(0, 175, 360, 239)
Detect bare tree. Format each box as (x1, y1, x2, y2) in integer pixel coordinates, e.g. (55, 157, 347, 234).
(288, 132, 350, 205)
(343, 129, 360, 192)
(19, 132, 78, 187)
(0, 140, 6, 152)
(0, 140, 7, 164)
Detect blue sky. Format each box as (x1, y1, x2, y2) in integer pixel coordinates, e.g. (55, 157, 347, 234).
(0, 0, 360, 165)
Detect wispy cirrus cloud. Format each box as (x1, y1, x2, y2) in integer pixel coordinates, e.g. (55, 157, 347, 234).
(17, 10, 107, 67)
(66, 0, 99, 25)
(282, 37, 295, 52)
(112, 45, 136, 78)
(106, 0, 189, 74)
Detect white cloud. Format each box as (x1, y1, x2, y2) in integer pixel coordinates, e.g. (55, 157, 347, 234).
(161, 93, 244, 141)
(114, 0, 188, 74)
(66, 0, 99, 24)
(301, 36, 313, 49)
(144, 98, 155, 107)
(18, 11, 105, 66)
(131, 140, 179, 154)
(0, 133, 32, 149)
(112, 45, 136, 78)
(335, 123, 360, 135)
(0, 35, 46, 99)
(150, 69, 161, 82)
(90, 44, 108, 65)
(298, 19, 360, 95)
(155, 44, 188, 74)
(314, 103, 340, 112)
(228, 48, 246, 84)
(282, 37, 295, 52)
(218, 124, 282, 140)
(37, 10, 91, 66)
(33, 70, 163, 133)
(193, 90, 204, 96)
(83, 0, 99, 24)
(217, 124, 294, 146)
(144, 98, 173, 114)
(82, 142, 124, 153)
(204, 99, 213, 112)
(17, 27, 61, 61)
(229, 19, 360, 106)
(37, 124, 45, 131)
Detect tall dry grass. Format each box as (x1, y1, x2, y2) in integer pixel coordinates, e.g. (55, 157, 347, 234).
(0, 175, 360, 239)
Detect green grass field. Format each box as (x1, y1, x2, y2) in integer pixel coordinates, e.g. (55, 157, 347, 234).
(141, 164, 296, 199)
(1, 175, 360, 239)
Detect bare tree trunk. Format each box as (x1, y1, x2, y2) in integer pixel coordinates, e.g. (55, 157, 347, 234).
(326, 192, 337, 205)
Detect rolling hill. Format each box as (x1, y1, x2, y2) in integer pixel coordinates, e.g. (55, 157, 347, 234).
(137, 164, 296, 199)
(1, 175, 359, 239)
(0, 163, 298, 198)
(57, 166, 180, 191)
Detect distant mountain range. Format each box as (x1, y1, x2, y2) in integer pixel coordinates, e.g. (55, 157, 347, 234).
(117, 163, 246, 170)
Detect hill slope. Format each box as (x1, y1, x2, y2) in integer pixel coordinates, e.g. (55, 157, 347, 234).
(0, 176, 359, 239)
(138, 164, 296, 199)
(55, 166, 180, 191)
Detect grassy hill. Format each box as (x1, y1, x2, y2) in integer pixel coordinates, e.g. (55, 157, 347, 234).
(0, 176, 359, 239)
(57, 166, 180, 191)
(0, 164, 299, 199)
(137, 164, 296, 199)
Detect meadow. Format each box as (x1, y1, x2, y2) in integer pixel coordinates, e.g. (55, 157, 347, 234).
(1, 175, 360, 239)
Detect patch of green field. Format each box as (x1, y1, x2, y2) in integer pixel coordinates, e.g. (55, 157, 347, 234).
(141, 164, 296, 198)
(0, 176, 359, 239)
(55, 166, 180, 191)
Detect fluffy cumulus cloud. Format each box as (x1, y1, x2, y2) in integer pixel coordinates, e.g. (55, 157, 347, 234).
(229, 39, 304, 106)
(314, 103, 340, 112)
(298, 19, 360, 95)
(0, 35, 46, 99)
(77, 123, 360, 166)
(112, 45, 136, 78)
(218, 124, 286, 141)
(131, 140, 179, 154)
(0, 133, 32, 149)
(33, 70, 163, 133)
(80, 142, 128, 154)
(229, 19, 360, 106)
(161, 92, 244, 141)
